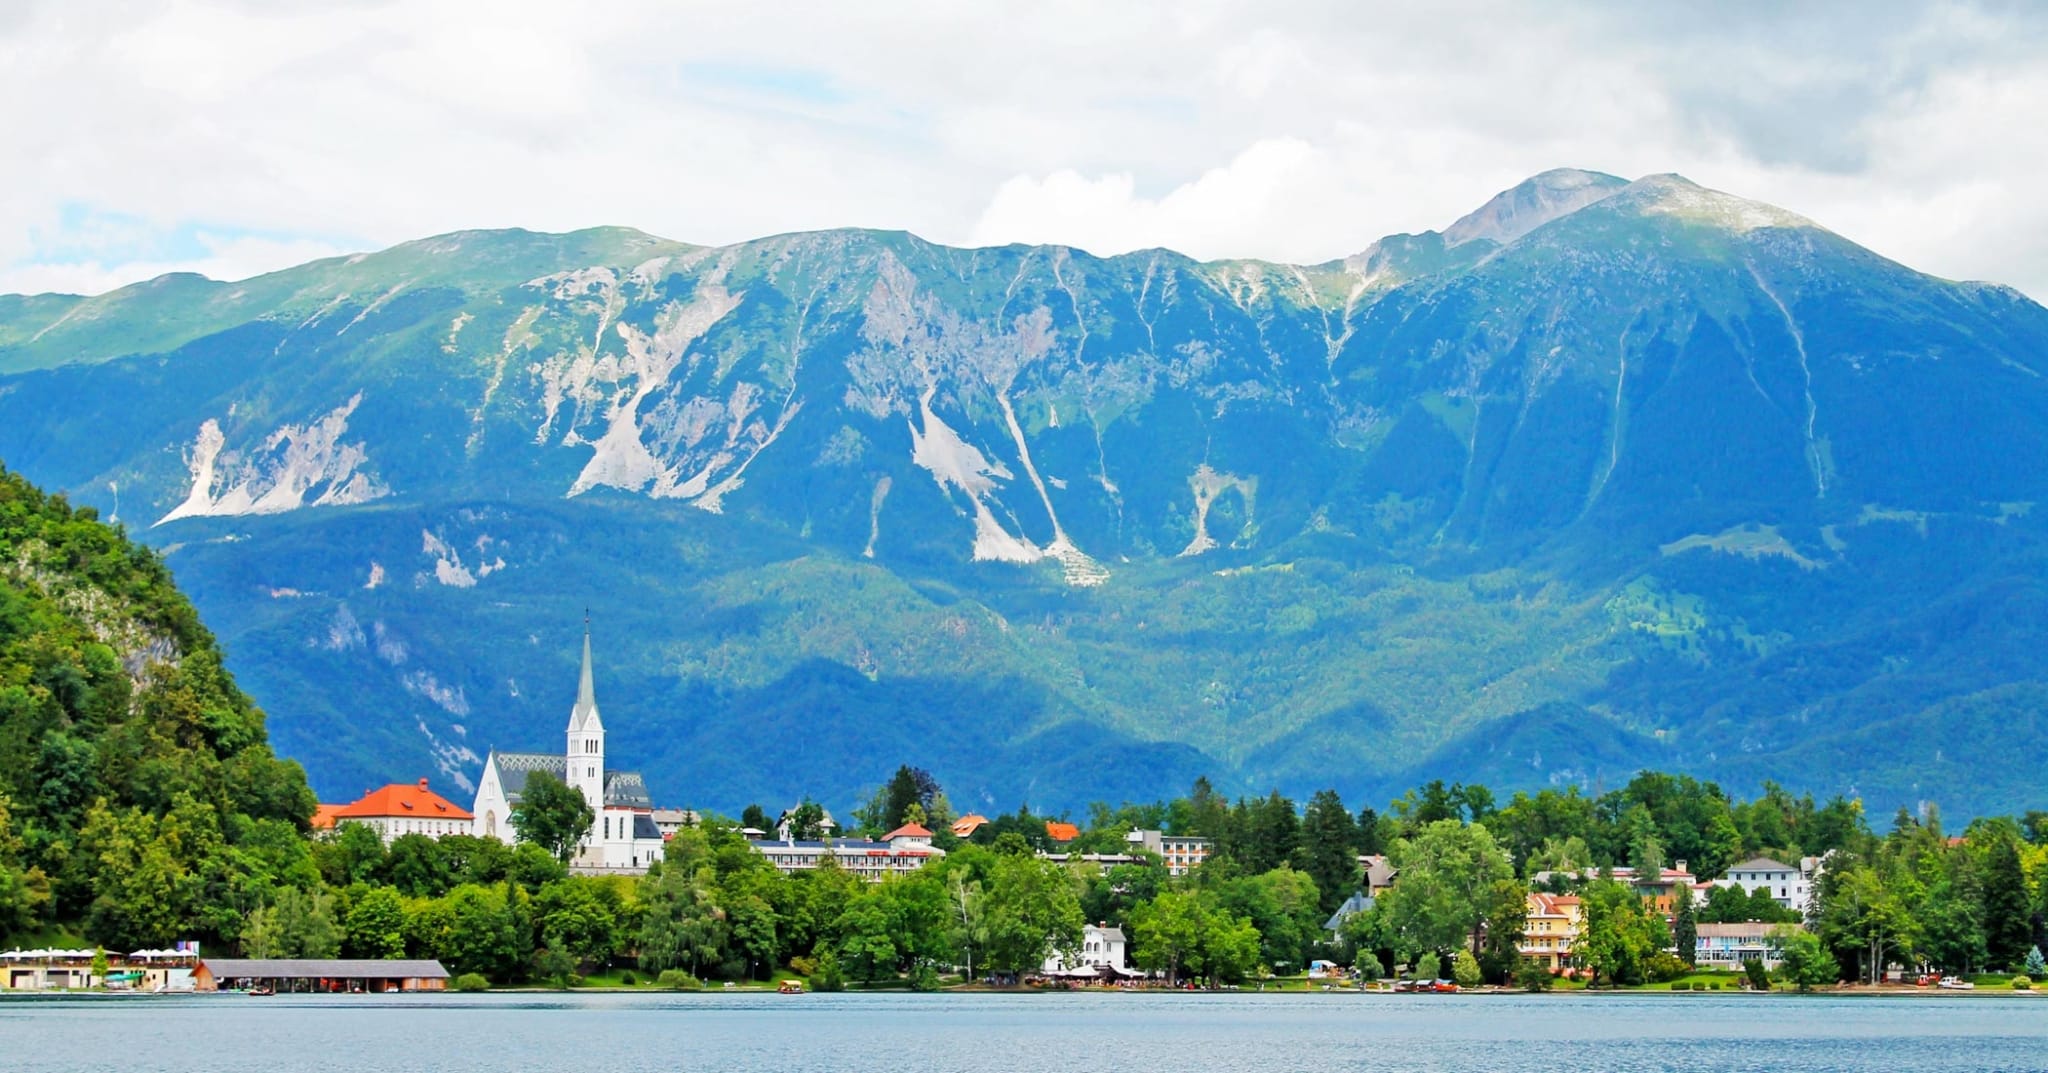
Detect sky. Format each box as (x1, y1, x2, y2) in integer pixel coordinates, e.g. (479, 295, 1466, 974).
(3, 0, 2045, 299)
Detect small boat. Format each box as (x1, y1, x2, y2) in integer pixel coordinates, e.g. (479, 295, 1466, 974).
(247, 986, 276, 997)
(778, 980, 804, 994)
(1937, 977, 1975, 990)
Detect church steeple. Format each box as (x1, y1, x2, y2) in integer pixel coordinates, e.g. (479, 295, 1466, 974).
(565, 617, 605, 811)
(568, 619, 602, 734)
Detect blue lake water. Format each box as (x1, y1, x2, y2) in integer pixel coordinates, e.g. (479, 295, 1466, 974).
(3, 990, 2046, 1072)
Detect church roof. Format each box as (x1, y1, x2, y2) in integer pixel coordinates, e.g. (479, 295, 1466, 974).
(487, 751, 651, 809)
(567, 627, 602, 734)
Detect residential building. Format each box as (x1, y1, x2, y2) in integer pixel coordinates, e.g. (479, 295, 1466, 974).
(470, 627, 666, 871)
(1038, 851, 1145, 874)
(650, 808, 698, 838)
(1042, 924, 1132, 977)
(775, 806, 839, 840)
(1694, 922, 1793, 970)
(1045, 821, 1080, 844)
(748, 824, 944, 881)
(313, 778, 473, 843)
(1713, 856, 1816, 915)
(1520, 892, 1582, 971)
(1324, 891, 1374, 939)
(952, 813, 990, 838)
(1357, 854, 1398, 895)
(1126, 829, 1212, 876)
(1535, 864, 1702, 916)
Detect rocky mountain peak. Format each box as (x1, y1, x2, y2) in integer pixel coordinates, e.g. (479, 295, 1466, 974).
(1441, 167, 1630, 248)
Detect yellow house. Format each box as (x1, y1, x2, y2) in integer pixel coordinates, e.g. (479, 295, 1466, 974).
(1519, 892, 1582, 971)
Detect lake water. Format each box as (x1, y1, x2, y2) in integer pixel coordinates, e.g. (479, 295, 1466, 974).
(3, 990, 2045, 1072)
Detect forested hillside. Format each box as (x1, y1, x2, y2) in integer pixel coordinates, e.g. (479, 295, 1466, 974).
(0, 464, 315, 947)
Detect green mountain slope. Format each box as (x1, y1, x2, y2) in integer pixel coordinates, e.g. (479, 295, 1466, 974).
(2, 170, 2045, 817)
(0, 464, 315, 946)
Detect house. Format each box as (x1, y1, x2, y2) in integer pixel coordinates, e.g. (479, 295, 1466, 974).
(193, 958, 449, 992)
(650, 808, 698, 838)
(1125, 829, 1212, 876)
(775, 806, 839, 840)
(1357, 854, 1398, 895)
(313, 779, 473, 843)
(1520, 892, 1582, 971)
(1694, 922, 1793, 970)
(881, 823, 934, 848)
(1324, 891, 1374, 938)
(1536, 863, 1701, 916)
(1713, 856, 1816, 914)
(470, 626, 666, 872)
(1042, 924, 1133, 978)
(952, 813, 990, 838)
(1045, 821, 1080, 843)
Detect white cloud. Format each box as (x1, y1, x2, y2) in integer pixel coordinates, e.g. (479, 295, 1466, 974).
(1, 0, 2044, 297)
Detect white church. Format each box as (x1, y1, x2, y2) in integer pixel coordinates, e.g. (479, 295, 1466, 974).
(470, 626, 668, 871)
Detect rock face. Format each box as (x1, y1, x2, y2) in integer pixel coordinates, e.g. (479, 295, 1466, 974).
(4, 172, 2048, 817)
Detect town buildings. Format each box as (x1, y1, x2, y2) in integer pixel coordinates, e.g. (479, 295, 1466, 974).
(1125, 829, 1211, 876)
(311, 779, 473, 843)
(193, 958, 450, 992)
(469, 627, 667, 871)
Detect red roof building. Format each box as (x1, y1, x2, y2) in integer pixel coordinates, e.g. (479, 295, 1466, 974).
(1045, 821, 1080, 843)
(318, 779, 474, 843)
(882, 822, 934, 844)
(951, 814, 989, 838)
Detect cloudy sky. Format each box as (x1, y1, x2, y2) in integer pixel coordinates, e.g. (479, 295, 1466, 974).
(4, 1, 2045, 298)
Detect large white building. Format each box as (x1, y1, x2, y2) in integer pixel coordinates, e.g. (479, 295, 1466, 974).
(1713, 856, 1819, 914)
(471, 628, 667, 871)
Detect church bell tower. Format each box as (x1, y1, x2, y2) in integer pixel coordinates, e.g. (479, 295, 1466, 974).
(565, 620, 605, 811)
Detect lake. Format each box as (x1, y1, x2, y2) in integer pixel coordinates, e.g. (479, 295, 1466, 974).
(3, 990, 2044, 1072)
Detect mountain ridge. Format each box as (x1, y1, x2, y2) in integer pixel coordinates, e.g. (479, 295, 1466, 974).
(2, 170, 2045, 819)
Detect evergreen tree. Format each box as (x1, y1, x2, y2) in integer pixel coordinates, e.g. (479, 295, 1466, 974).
(1672, 890, 1698, 966)
(1983, 837, 2032, 969)
(1294, 790, 1361, 915)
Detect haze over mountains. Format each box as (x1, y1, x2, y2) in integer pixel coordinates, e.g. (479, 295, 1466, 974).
(4, 168, 2046, 817)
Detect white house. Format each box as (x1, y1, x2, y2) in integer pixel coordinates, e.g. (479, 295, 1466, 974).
(470, 627, 666, 871)
(1694, 922, 1793, 970)
(1042, 924, 1130, 977)
(1713, 857, 1815, 914)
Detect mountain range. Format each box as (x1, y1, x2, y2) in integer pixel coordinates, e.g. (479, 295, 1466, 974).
(4, 168, 2047, 817)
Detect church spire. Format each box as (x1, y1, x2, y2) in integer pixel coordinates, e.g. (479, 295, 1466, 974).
(568, 617, 602, 733)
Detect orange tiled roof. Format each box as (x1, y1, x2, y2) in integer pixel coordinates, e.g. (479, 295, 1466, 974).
(882, 823, 933, 840)
(952, 814, 990, 836)
(331, 779, 474, 822)
(1045, 821, 1080, 842)
(311, 803, 346, 830)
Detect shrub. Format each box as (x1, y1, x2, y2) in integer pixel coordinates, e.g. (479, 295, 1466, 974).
(2014, 975, 2033, 990)
(452, 974, 490, 992)
(1352, 953, 1382, 982)
(1671, 982, 1688, 990)
(1743, 958, 1772, 992)
(621, 972, 636, 986)
(657, 970, 703, 991)
(1515, 959, 1554, 993)
(1645, 952, 1690, 983)
(812, 949, 847, 993)
(1452, 950, 1483, 989)
(909, 964, 943, 992)
(788, 956, 817, 978)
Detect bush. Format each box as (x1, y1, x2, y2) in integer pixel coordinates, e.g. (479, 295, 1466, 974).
(621, 972, 636, 986)
(1743, 958, 1772, 992)
(1452, 950, 1483, 989)
(1645, 952, 1690, 983)
(812, 949, 847, 993)
(451, 974, 490, 992)
(657, 970, 703, 991)
(2014, 975, 2033, 990)
(1709, 982, 1723, 990)
(909, 964, 943, 992)
(1352, 953, 1383, 982)
(788, 956, 817, 978)
(1514, 959, 1553, 993)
